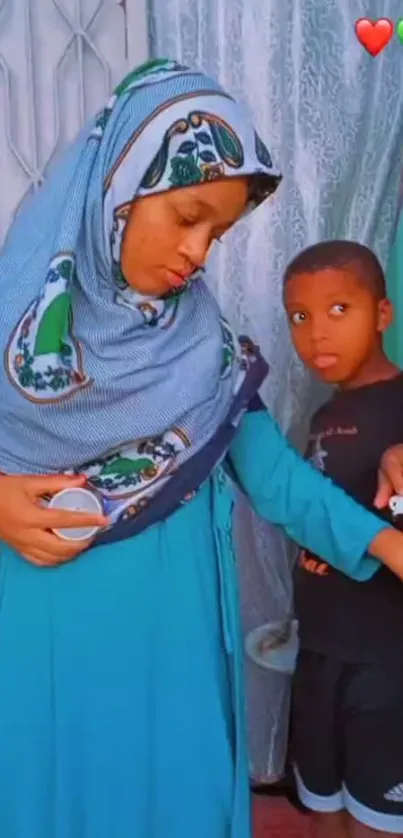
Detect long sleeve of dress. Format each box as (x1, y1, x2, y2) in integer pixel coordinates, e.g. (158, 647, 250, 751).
(229, 410, 390, 582)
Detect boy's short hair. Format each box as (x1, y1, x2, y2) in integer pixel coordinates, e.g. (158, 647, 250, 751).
(283, 240, 386, 300)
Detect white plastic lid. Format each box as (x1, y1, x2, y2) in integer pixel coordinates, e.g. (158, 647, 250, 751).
(48, 488, 103, 541)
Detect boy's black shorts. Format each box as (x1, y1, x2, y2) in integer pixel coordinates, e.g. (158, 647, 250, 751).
(291, 649, 403, 833)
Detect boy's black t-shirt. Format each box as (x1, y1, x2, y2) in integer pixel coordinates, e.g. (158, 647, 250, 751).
(294, 373, 403, 665)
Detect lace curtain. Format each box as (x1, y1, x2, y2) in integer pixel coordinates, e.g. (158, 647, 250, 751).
(148, 0, 403, 780)
(385, 177, 403, 366)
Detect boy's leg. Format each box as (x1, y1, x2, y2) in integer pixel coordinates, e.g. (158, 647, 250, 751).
(342, 661, 403, 837)
(291, 651, 347, 835)
(310, 812, 349, 838)
(346, 816, 400, 837)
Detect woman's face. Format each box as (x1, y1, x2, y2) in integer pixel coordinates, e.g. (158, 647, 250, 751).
(121, 176, 249, 296)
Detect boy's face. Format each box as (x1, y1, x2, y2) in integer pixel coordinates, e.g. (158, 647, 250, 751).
(283, 267, 393, 385)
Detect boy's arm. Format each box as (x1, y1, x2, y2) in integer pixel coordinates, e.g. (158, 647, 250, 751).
(229, 409, 401, 581)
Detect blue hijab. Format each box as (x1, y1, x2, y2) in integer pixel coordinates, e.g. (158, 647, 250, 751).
(0, 59, 281, 519)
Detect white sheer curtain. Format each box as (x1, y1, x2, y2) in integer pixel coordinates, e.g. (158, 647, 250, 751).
(148, 0, 403, 781)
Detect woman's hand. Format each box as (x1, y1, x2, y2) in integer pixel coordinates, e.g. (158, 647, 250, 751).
(374, 445, 403, 509)
(0, 474, 109, 567)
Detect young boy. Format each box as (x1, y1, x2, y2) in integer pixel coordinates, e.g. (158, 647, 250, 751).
(283, 240, 403, 838)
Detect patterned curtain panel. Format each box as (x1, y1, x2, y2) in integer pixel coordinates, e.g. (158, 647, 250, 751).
(385, 176, 403, 366)
(0, 0, 130, 245)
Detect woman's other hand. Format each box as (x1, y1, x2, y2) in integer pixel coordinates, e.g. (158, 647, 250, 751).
(374, 445, 403, 509)
(0, 474, 109, 566)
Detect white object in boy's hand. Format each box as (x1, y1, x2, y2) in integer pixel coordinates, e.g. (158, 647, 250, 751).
(389, 495, 403, 517)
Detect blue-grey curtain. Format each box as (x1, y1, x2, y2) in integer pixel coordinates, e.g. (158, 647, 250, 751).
(385, 178, 403, 366)
(148, 0, 403, 781)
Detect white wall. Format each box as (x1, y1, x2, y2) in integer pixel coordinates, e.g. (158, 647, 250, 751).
(0, 0, 149, 244)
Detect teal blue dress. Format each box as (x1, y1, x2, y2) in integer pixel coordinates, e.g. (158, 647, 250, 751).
(0, 411, 386, 838)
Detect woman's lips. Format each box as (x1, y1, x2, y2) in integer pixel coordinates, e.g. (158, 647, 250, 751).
(166, 274, 184, 289)
(166, 270, 192, 289)
(313, 354, 339, 370)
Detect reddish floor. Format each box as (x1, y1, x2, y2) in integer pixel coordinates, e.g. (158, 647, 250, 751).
(253, 796, 310, 837)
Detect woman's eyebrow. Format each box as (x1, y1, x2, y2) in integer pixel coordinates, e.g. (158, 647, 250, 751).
(175, 196, 216, 217)
(182, 199, 208, 215)
(174, 195, 237, 225)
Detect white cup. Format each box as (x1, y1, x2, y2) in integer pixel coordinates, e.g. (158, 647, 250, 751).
(48, 488, 103, 541)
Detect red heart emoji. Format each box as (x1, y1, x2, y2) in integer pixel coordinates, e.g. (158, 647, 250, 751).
(355, 18, 394, 57)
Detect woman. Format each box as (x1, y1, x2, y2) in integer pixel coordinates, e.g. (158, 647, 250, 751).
(0, 58, 403, 838)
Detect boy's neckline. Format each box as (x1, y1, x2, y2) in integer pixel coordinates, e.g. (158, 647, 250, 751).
(332, 369, 403, 400)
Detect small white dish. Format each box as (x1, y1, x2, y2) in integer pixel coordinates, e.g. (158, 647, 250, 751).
(245, 619, 299, 675)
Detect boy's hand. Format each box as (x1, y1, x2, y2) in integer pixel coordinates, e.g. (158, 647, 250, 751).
(374, 445, 403, 509)
(370, 527, 403, 582)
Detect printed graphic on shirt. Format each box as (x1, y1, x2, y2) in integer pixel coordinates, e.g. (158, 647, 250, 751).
(301, 424, 359, 577)
(299, 549, 329, 576)
(309, 433, 328, 472)
(307, 424, 359, 473)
